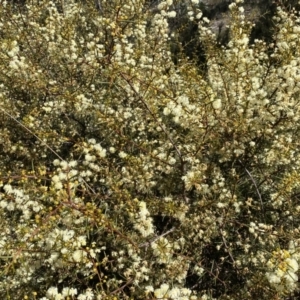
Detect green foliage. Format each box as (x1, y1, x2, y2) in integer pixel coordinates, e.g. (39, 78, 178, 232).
(1, 0, 300, 299)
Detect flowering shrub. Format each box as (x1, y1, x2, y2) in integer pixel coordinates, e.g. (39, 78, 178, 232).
(1, 0, 300, 299)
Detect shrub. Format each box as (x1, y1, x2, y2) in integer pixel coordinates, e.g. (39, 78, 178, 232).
(1, 0, 300, 299)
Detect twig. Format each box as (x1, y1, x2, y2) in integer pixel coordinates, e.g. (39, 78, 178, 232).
(139, 227, 175, 248)
(239, 160, 264, 211)
(0, 108, 64, 161)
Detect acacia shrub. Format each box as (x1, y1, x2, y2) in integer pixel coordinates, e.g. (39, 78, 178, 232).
(1, 0, 300, 299)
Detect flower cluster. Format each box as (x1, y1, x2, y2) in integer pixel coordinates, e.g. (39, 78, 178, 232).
(133, 200, 155, 237)
(153, 283, 192, 300)
(266, 247, 299, 294)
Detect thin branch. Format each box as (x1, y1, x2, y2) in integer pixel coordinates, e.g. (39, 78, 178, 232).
(239, 160, 264, 211)
(0, 108, 64, 161)
(139, 227, 176, 248)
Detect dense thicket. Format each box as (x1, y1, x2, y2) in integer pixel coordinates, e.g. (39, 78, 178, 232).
(1, 0, 300, 299)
